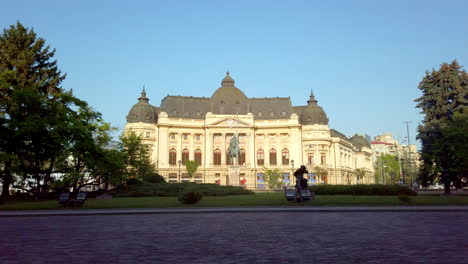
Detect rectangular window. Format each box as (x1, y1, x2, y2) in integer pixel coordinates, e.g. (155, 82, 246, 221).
(145, 131, 150, 138)
(321, 153, 326, 165)
(257, 151, 264, 166)
(308, 153, 314, 166)
(269, 134, 276, 140)
(168, 173, 177, 179)
(170, 133, 176, 140)
(183, 134, 189, 140)
(257, 134, 264, 141)
(195, 134, 201, 141)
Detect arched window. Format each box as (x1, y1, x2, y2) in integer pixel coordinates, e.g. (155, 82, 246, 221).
(194, 149, 202, 165)
(214, 149, 221, 165)
(182, 149, 189, 164)
(269, 149, 277, 165)
(169, 148, 177, 165)
(257, 149, 264, 166)
(282, 148, 289, 165)
(239, 149, 246, 166)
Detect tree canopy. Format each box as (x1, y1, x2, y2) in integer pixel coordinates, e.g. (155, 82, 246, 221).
(0, 22, 127, 198)
(415, 60, 468, 192)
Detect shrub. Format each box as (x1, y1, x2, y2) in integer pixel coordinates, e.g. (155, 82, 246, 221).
(308, 184, 417, 196)
(111, 182, 255, 197)
(178, 187, 203, 204)
(141, 173, 166, 184)
(126, 178, 143, 185)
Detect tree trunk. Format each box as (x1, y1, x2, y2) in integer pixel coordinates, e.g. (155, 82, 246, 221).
(443, 170, 451, 195)
(0, 161, 13, 200)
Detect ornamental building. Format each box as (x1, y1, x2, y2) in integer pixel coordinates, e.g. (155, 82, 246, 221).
(125, 72, 374, 188)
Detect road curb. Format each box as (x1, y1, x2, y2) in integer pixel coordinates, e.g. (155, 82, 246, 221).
(1, 206, 468, 217)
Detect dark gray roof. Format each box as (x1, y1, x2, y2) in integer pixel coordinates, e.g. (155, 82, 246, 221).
(350, 134, 371, 150)
(250, 97, 292, 119)
(211, 73, 250, 115)
(126, 73, 330, 124)
(160, 96, 211, 119)
(330, 129, 349, 141)
(299, 91, 329, 125)
(126, 89, 159, 123)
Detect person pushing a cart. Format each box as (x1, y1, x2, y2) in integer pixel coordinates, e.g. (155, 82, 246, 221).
(293, 165, 309, 192)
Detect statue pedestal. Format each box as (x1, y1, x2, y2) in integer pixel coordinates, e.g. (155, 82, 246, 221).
(228, 166, 240, 186)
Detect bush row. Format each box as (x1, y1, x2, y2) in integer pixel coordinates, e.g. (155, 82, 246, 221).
(308, 184, 417, 196)
(112, 182, 254, 197)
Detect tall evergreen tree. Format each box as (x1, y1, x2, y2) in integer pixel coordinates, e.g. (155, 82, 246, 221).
(0, 22, 65, 198)
(0, 22, 120, 198)
(415, 60, 468, 193)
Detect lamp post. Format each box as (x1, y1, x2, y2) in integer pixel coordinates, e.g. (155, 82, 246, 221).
(178, 160, 182, 183)
(291, 160, 295, 186)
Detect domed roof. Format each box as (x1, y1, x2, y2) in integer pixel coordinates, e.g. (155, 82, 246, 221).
(300, 90, 329, 125)
(126, 88, 158, 123)
(211, 72, 249, 114)
(350, 134, 371, 150)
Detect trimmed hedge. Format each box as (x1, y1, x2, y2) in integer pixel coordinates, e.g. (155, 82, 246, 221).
(112, 182, 254, 197)
(308, 184, 417, 196)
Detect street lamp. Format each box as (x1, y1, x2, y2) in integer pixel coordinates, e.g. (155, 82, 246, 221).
(178, 160, 182, 183)
(291, 160, 294, 186)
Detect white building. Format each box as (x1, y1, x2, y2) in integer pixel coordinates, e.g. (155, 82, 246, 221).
(125, 72, 375, 188)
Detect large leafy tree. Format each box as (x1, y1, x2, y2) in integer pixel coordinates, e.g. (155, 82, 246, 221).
(0, 22, 121, 198)
(415, 60, 468, 193)
(0, 22, 65, 198)
(119, 131, 156, 180)
(375, 154, 400, 184)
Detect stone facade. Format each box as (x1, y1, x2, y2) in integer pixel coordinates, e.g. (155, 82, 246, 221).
(125, 73, 375, 188)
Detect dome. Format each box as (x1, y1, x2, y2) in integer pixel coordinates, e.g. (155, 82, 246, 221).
(126, 88, 158, 123)
(211, 72, 249, 114)
(350, 134, 371, 150)
(300, 90, 329, 125)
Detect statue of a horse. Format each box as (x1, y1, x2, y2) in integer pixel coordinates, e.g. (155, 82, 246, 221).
(227, 135, 240, 163)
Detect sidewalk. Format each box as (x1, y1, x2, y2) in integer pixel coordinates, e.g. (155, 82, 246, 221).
(1, 205, 468, 217)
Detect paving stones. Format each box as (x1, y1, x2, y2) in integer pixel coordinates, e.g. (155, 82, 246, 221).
(0, 212, 467, 263)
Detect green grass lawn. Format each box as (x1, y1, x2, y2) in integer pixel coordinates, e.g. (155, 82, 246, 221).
(1, 193, 468, 210)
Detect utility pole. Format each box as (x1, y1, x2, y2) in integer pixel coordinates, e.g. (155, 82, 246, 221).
(403, 121, 413, 188)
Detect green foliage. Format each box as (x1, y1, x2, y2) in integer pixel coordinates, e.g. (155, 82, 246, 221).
(263, 167, 283, 189)
(141, 172, 166, 184)
(308, 184, 417, 196)
(0, 22, 122, 198)
(415, 60, 468, 190)
(126, 178, 143, 185)
(375, 154, 400, 184)
(354, 168, 367, 184)
(185, 160, 199, 178)
(112, 182, 254, 197)
(119, 131, 156, 181)
(177, 187, 204, 204)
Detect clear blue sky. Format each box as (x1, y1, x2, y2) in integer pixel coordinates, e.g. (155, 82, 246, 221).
(3, 0, 467, 148)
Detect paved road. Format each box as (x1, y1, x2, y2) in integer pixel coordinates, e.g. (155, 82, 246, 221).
(1, 211, 467, 263)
